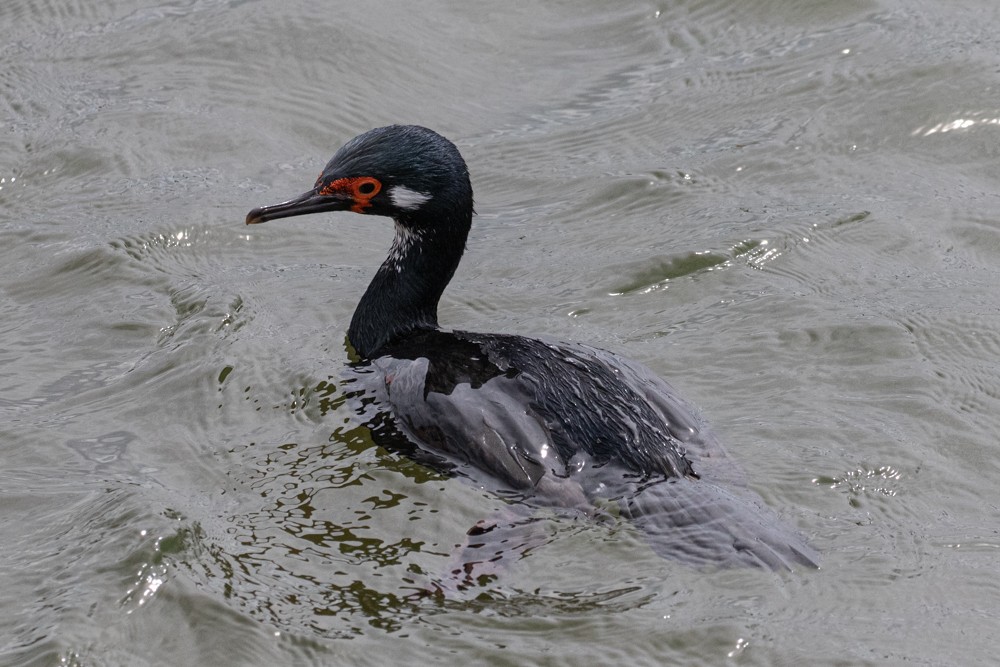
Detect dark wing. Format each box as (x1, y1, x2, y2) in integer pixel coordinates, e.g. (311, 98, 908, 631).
(468, 333, 701, 478)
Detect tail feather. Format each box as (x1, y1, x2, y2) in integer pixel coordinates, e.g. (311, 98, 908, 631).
(620, 478, 819, 570)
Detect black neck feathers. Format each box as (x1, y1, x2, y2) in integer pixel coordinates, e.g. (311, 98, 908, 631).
(348, 207, 471, 358)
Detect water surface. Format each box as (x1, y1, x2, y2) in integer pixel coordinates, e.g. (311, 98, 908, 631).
(2, 0, 1000, 664)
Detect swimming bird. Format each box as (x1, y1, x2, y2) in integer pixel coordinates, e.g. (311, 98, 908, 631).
(247, 125, 817, 571)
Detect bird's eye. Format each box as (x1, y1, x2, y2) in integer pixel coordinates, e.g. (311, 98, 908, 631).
(353, 178, 381, 197)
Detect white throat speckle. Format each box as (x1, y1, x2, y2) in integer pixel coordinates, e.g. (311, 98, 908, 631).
(387, 222, 423, 271)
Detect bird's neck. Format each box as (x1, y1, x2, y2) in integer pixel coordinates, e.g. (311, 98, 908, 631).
(348, 215, 470, 358)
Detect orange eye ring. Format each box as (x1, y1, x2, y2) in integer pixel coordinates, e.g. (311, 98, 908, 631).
(316, 176, 382, 212)
(353, 177, 381, 198)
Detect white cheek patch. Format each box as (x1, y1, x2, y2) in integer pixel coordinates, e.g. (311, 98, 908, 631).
(388, 185, 431, 211)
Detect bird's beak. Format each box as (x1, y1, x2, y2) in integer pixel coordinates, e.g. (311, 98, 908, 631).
(245, 189, 350, 225)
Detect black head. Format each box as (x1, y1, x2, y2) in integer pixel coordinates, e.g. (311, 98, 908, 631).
(246, 125, 473, 230)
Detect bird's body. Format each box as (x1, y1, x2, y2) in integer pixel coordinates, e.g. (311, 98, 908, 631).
(364, 328, 697, 498)
(247, 125, 817, 571)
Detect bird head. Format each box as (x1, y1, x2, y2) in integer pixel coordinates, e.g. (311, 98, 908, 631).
(246, 125, 473, 230)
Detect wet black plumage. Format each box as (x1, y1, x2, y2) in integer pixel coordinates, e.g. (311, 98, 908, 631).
(247, 125, 817, 570)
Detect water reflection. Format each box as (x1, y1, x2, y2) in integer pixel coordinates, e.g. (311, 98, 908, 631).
(913, 114, 1000, 136)
(186, 400, 459, 636)
(813, 464, 905, 507)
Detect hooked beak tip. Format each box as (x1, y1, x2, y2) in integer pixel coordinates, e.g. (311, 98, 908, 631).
(245, 208, 267, 225)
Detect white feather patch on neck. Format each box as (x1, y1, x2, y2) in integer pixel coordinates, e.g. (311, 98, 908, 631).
(388, 185, 431, 211)
(387, 223, 423, 271)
